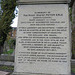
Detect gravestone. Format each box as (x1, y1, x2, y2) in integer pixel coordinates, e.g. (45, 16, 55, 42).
(12, 0, 71, 75)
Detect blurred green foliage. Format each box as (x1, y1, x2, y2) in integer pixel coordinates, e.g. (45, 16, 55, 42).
(6, 38, 16, 49)
(3, 49, 14, 54)
(0, 0, 16, 54)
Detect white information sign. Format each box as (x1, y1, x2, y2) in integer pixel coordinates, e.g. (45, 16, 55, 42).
(14, 4, 71, 75)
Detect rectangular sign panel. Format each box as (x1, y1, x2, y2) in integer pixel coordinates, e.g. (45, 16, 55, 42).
(14, 4, 71, 75)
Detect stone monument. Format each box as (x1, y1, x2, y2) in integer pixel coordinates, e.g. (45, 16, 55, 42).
(12, 0, 71, 75)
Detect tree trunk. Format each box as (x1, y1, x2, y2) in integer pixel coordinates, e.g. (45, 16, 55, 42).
(72, 1, 75, 29)
(72, 1, 75, 59)
(0, 45, 3, 55)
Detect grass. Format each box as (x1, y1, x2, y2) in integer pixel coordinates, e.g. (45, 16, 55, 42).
(72, 68, 75, 73)
(3, 49, 14, 54)
(0, 65, 14, 72)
